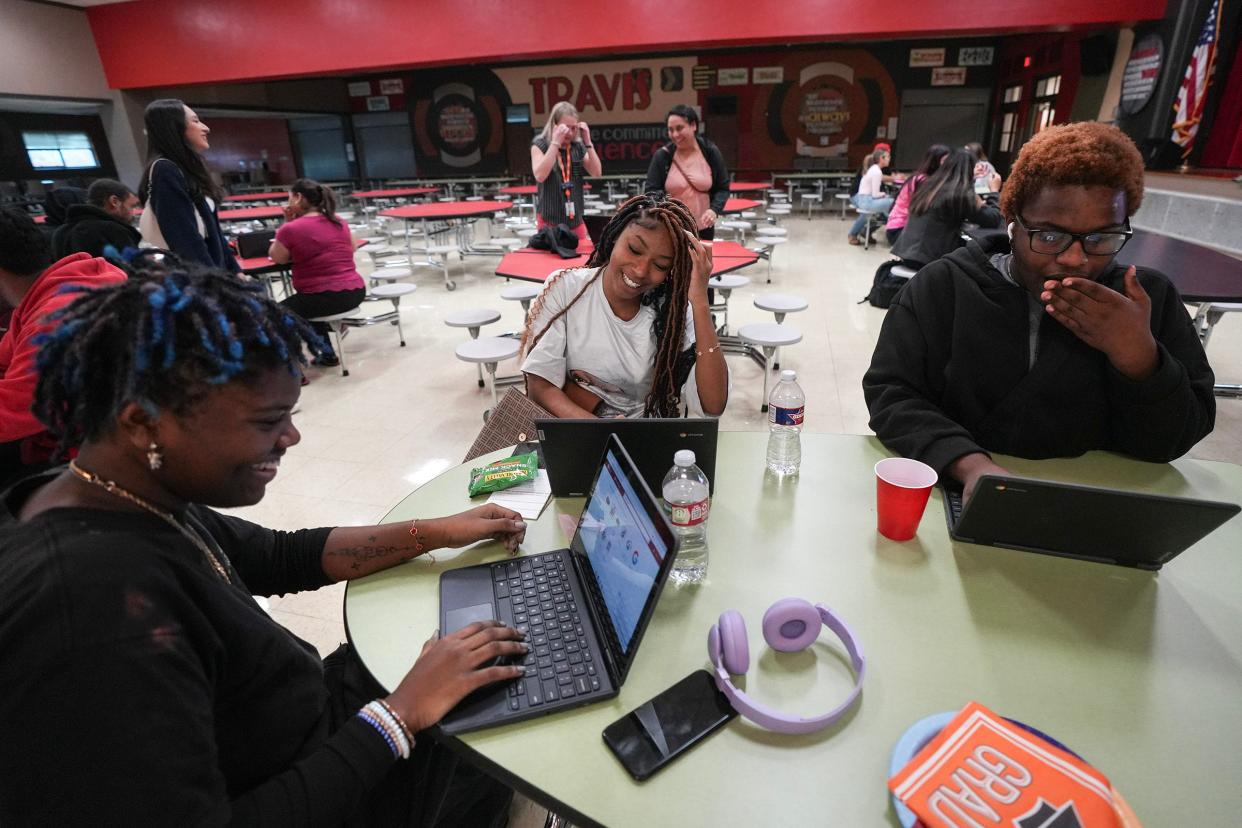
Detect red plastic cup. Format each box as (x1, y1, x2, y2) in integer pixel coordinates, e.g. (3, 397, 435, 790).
(875, 458, 938, 541)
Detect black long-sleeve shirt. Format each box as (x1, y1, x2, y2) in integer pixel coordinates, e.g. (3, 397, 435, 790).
(643, 136, 730, 216)
(862, 243, 1216, 474)
(0, 471, 394, 826)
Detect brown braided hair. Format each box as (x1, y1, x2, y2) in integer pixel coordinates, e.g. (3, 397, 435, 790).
(519, 194, 699, 417)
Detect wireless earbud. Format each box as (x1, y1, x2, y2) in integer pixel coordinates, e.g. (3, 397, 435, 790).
(1007, 222, 1015, 241)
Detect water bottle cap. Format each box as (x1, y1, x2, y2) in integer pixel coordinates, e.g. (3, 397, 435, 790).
(674, 449, 696, 467)
(781, 369, 797, 381)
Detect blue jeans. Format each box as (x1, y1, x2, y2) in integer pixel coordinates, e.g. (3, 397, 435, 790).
(849, 194, 893, 237)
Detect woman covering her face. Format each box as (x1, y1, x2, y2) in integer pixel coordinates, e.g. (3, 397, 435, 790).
(0, 257, 527, 823)
(520, 194, 729, 419)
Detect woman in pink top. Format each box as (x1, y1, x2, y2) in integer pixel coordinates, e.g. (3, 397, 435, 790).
(269, 179, 365, 367)
(884, 143, 950, 246)
(644, 105, 730, 239)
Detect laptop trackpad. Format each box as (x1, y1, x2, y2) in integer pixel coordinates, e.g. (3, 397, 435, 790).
(445, 603, 496, 634)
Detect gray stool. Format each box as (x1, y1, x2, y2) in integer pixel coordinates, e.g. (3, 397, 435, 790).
(445, 308, 502, 387)
(718, 219, 753, 245)
(364, 282, 417, 346)
(753, 236, 789, 283)
(368, 265, 413, 283)
(738, 323, 803, 412)
(707, 273, 750, 335)
(753, 293, 808, 369)
(307, 307, 364, 377)
(853, 208, 881, 249)
(834, 193, 851, 220)
(501, 282, 541, 316)
(800, 192, 823, 218)
(756, 226, 788, 238)
(455, 337, 521, 411)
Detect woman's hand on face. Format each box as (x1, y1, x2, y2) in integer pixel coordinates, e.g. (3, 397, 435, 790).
(988, 172, 1003, 192)
(684, 229, 713, 304)
(551, 123, 574, 148)
(387, 621, 528, 733)
(578, 122, 591, 145)
(438, 504, 527, 553)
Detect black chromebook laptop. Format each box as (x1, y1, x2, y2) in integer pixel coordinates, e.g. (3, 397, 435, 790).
(536, 418, 719, 497)
(439, 434, 678, 733)
(942, 474, 1239, 571)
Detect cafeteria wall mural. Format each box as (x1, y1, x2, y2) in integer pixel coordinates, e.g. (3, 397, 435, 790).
(385, 46, 906, 174)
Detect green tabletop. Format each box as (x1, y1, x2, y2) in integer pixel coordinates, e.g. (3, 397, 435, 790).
(344, 432, 1242, 827)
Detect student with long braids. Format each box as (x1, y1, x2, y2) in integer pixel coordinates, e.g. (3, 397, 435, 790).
(0, 260, 527, 824)
(269, 178, 366, 367)
(520, 194, 727, 418)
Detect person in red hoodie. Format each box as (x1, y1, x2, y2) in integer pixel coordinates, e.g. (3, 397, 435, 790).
(0, 207, 126, 486)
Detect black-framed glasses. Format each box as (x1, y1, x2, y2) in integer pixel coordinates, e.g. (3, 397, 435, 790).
(1014, 215, 1133, 256)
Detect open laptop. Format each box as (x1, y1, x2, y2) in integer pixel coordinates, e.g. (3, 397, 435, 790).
(235, 229, 276, 259)
(439, 434, 679, 733)
(537, 418, 719, 497)
(942, 474, 1239, 570)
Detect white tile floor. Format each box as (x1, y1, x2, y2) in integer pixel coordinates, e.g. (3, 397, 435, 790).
(224, 209, 1242, 823)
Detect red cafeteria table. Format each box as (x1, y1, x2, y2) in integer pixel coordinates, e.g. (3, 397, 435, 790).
(721, 198, 763, 214)
(218, 205, 285, 222)
(223, 191, 288, 203)
(379, 200, 513, 290)
(494, 239, 759, 284)
(729, 182, 771, 194)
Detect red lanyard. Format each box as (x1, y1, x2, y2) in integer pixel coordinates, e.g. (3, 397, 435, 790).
(558, 145, 573, 196)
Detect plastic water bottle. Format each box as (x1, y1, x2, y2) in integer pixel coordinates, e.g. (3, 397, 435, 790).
(662, 450, 710, 585)
(766, 369, 804, 476)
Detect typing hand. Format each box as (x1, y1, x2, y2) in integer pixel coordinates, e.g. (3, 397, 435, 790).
(949, 452, 1011, 505)
(1041, 266, 1158, 380)
(386, 621, 527, 733)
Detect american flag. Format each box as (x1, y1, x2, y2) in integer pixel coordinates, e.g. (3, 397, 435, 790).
(1170, 0, 1222, 158)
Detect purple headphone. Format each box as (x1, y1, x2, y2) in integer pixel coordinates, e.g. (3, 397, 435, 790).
(707, 597, 866, 734)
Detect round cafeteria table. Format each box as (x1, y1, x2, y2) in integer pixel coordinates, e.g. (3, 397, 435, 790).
(729, 182, 771, 193)
(352, 187, 439, 200)
(343, 432, 1242, 827)
(223, 191, 288, 202)
(721, 198, 762, 214)
(494, 239, 759, 284)
(217, 206, 285, 222)
(379, 200, 513, 290)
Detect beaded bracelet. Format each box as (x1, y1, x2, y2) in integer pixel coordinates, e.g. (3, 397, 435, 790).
(696, 344, 721, 357)
(357, 709, 403, 760)
(408, 519, 434, 563)
(376, 698, 416, 744)
(362, 702, 410, 759)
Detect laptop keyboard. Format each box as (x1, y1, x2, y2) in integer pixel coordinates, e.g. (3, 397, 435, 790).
(946, 488, 964, 523)
(491, 551, 603, 711)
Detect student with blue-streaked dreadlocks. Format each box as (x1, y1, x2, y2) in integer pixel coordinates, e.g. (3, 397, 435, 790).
(0, 259, 527, 824)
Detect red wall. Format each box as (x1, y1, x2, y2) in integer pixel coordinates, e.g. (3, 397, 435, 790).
(87, 0, 1166, 90)
(200, 118, 297, 185)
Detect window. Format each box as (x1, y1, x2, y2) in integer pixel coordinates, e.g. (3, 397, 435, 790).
(999, 112, 1018, 153)
(1031, 74, 1061, 135)
(1033, 101, 1057, 133)
(22, 131, 99, 170)
(1033, 74, 1061, 99)
(1002, 85, 1022, 104)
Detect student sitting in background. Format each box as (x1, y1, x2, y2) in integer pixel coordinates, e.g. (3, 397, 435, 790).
(37, 187, 87, 243)
(889, 148, 1002, 269)
(0, 208, 126, 487)
(884, 143, 950, 247)
(863, 122, 1215, 502)
(50, 178, 141, 260)
(268, 178, 365, 369)
(848, 148, 893, 245)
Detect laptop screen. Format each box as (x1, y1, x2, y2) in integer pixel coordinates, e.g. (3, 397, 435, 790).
(577, 444, 670, 654)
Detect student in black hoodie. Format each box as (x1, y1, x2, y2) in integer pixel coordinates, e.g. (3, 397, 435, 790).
(863, 122, 1215, 501)
(50, 178, 141, 260)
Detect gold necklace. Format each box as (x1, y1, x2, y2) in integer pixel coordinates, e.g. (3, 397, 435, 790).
(68, 460, 232, 583)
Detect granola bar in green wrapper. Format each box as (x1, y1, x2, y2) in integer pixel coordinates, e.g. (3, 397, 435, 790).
(468, 451, 538, 496)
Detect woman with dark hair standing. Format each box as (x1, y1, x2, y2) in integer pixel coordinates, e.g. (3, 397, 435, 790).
(644, 105, 729, 240)
(884, 143, 950, 246)
(0, 261, 526, 824)
(890, 148, 1002, 269)
(137, 99, 240, 274)
(269, 178, 365, 368)
(520, 194, 727, 419)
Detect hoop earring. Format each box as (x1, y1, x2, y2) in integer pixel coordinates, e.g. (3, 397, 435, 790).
(147, 442, 164, 471)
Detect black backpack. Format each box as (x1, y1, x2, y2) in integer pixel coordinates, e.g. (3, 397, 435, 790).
(859, 260, 910, 309)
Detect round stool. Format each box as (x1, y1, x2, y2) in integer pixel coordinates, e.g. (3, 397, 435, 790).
(369, 282, 417, 346)
(740, 211, 759, 220)
(754, 292, 808, 370)
(455, 337, 521, 410)
(707, 273, 750, 335)
(424, 244, 459, 290)
(307, 307, 364, 377)
(757, 226, 788, 237)
(800, 192, 823, 218)
(369, 266, 412, 282)
(852, 209, 880, 249)
(754, 235, 789, 283)
(501, 282, 541, 315)
(834, 192, 851, 220)
(738, 323, 803, 411)
(445, 309, 502, 387)
(765, 205, 792, 225)
(718, 219, 753, 245)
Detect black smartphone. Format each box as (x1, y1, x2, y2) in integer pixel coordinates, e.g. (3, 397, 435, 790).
(602, 670, 737, 781)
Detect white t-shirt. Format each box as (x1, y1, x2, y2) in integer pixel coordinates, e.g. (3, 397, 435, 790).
(857, 164, 885, 198)
(521, 267, 720, 418)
